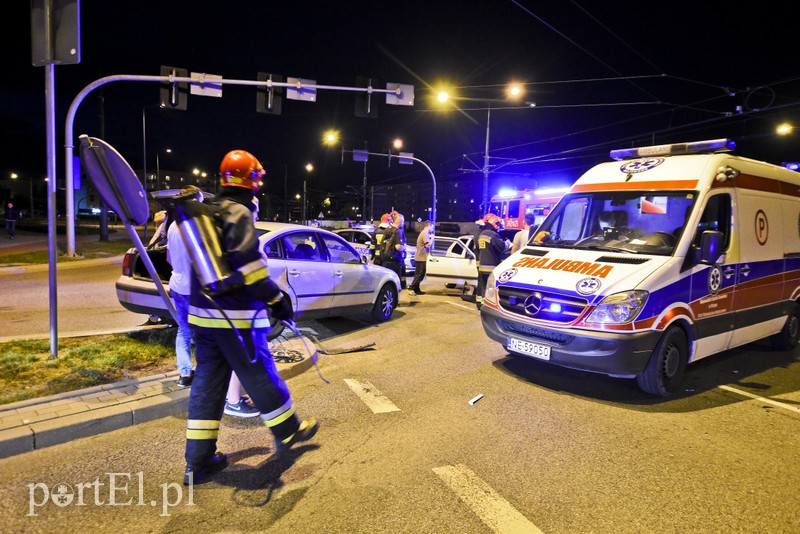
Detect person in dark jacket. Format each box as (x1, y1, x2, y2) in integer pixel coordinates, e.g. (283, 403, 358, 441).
(5, 202, 20, 239)
(182, 149, 318, 485)
(476, 213, 505, 309)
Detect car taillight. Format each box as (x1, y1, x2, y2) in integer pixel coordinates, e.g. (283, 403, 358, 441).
(121, 252, 132, 276)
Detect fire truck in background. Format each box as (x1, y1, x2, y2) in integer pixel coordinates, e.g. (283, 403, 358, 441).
(488, 187, 567, 230)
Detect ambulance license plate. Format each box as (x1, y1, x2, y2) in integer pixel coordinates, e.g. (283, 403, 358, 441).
(507, 337, 551, 360)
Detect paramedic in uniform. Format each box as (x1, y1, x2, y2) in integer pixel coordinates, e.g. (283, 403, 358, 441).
(476, 213, 505, 309)
(183, 149, 318, 484)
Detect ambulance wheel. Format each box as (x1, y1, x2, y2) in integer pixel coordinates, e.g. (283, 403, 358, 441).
(636, 327, 687, 397)
(770, 302, 800, 351)
(371, 283, 397, 322)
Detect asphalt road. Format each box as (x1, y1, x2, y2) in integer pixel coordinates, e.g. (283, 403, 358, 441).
(0, 259, 146, 341)
(0, 285, 797, 533)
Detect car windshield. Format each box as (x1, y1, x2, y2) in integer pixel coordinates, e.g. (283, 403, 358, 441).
(531, 191, 697, 256)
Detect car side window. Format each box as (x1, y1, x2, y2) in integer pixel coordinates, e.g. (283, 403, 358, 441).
(261, 238, 283, 259)
(321, 235, 362, 264)
(284, 231, 323, 261)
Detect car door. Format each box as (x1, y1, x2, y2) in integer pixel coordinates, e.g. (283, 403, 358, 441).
(425, 236, 478, 286)
(319, 232, 376, 309)
(280, 230, 335, 316)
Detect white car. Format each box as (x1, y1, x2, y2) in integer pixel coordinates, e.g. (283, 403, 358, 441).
(334, 227, 417, 276)
(116, 221, 402, 339)
(425, 235, 478, 289)
(425, 233, 514, 292)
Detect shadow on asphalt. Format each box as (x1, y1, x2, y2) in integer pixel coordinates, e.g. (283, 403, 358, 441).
(492, 339, 800, 413)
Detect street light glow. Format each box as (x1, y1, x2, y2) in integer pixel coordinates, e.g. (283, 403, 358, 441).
(305, 163, 314, 173)
(777, 122, 793, 135)
(437, 91, 449, 103)
(323, 129, 340, 145)
(392, 138, 403, 150)
(506, 82, 524, 99)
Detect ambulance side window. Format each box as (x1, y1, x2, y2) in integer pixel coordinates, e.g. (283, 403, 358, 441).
(688, 194, 731, 265)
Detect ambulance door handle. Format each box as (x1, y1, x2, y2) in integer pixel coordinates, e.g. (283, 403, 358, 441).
(429, 258, 440, 263)
(288, 269, 301, 277)
(333, 270, 344, 277)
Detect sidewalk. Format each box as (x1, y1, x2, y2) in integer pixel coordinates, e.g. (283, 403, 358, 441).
(0, 228, 314, 459)
(0, 335, 314, 459)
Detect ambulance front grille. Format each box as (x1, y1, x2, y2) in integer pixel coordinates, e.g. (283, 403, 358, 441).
(500, 320, 574, 345)
(497, 286, 587, 324)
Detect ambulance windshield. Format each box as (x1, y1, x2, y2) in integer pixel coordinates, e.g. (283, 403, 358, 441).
(530, 191, 697, 255)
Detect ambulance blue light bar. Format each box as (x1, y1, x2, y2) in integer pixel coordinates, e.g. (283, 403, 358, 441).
(610, 139, 736, 160)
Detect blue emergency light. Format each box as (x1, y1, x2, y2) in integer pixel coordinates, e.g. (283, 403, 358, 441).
(610, 139, 736, 161)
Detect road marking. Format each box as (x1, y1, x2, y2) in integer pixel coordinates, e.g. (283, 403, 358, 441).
(446, 301, 479, 312)
(432, 464, 543, 534)
(344, 378, 400, 413)
(718, 385, 800, 414)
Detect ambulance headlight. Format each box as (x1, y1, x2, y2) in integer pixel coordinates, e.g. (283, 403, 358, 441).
(585, 290, 648, 324)
(484, 273, 497, 305)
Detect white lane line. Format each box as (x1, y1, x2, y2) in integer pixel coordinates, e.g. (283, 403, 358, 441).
(343, 378, 400, 413)
(446, 301, 479, 312)
(718, 385, 800, 414)
(433, 464, 543, 534)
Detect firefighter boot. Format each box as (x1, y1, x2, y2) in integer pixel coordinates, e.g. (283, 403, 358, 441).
(183, 452, 228, 485)
(275, 418, 319, 455)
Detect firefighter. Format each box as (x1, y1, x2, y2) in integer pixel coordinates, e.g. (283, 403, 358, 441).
(183, 149, 318, 485)
(371, 213, 391, 265)
(476, 213, 505, 310)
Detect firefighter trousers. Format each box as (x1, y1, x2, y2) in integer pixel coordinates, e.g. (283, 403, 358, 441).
(185, 326, 300, 466)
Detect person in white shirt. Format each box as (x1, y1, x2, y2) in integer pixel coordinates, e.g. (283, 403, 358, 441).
(510, 213, 536, 254)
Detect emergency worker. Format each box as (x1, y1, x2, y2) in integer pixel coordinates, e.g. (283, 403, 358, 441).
(371, 213, 391, 264)
(183, 149, 318, 485)
(380, 211, 405, 284)
(476, 213, 505, 309)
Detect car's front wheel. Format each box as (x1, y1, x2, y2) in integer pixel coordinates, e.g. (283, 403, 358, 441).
(371, 283, 397, 322)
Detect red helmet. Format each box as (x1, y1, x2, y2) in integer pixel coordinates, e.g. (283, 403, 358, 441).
(380, 213, 391, 224)
(219, 150, 265, 191)
(484, 213, 503, 229)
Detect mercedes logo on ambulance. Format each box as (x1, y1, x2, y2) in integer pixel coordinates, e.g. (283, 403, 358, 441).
(523, 292, 544, 316)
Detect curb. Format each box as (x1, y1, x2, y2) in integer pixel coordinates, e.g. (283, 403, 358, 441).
(0, 352, 314, 459)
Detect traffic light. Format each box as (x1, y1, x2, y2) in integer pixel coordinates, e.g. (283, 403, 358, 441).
(355, 76, 379, 118)
(256, 72, 283, 115)
(159, 66, 188, 110)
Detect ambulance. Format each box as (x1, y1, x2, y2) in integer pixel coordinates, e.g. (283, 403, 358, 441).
(480, 139, 800, 396)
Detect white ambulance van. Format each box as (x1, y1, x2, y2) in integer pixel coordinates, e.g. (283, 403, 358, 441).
(480, 139, 800, 396)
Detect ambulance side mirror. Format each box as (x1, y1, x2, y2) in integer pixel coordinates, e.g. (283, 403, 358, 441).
(699, 231, 724, 264)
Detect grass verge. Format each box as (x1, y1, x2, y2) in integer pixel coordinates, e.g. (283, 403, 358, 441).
(0, 329, 177, 406)
(0, 239, 134, 266)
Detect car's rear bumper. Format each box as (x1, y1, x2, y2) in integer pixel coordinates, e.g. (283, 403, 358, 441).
(115, 276, 172, 319)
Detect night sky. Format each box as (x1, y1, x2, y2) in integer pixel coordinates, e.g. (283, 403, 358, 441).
(4, 1, 800, 205)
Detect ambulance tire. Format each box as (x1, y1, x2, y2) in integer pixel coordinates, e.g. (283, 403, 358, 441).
(636, 327, 688, 397)
(770, 302, 800, 351)
(371, 283, 397, 322)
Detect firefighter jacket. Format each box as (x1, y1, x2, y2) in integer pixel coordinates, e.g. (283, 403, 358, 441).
(372, 224, 388, 262)
(187, 188, 282, 330)
(478, 225, 505, 273)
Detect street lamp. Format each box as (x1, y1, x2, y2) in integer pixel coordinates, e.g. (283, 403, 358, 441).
(434, 82, 532, 215)
(10, 172, 34, 217)
(155, 148, 172, 191)
(304, 163, 314, 224)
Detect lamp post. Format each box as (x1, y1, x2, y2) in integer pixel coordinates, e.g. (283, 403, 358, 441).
(155, 148, 172, 191)
(304, 162, 313, 224)
(434, 82, 529, 215)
